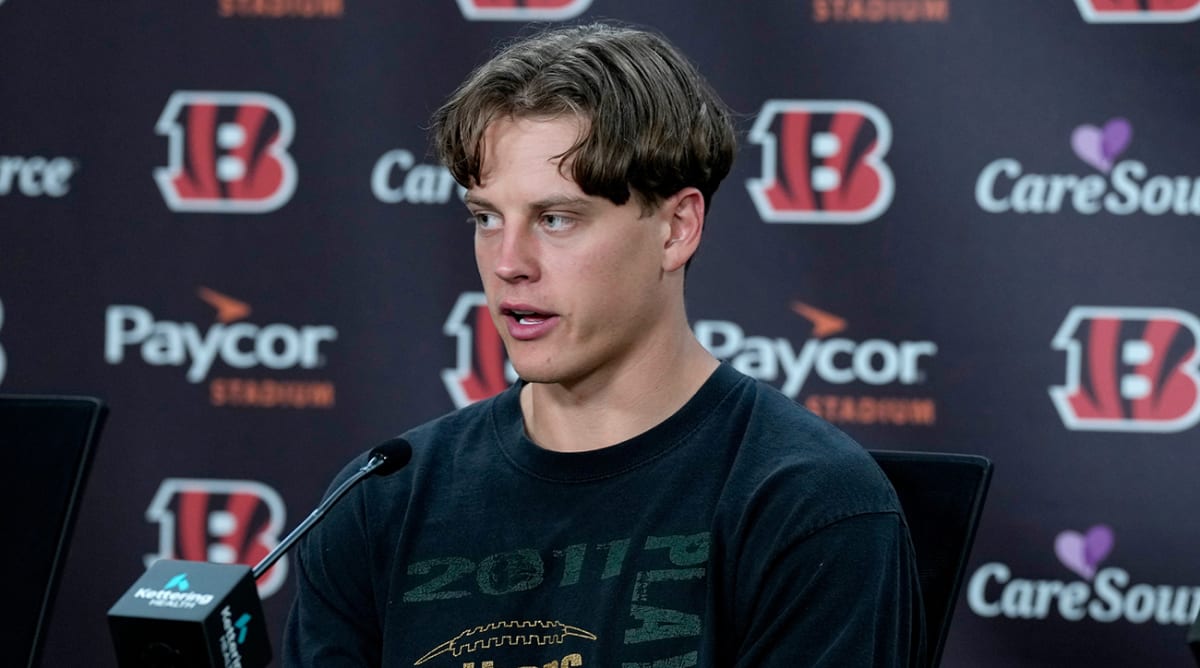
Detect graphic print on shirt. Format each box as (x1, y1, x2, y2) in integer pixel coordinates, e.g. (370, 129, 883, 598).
(415, 620, 596, 665)
(404, 532, 709, 667)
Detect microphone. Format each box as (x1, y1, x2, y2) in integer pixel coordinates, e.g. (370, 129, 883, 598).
(253, 437, 411, 580)
(107, 437, 413, 668)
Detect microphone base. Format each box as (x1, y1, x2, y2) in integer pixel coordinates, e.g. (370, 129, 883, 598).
(108, 559, 271, 667)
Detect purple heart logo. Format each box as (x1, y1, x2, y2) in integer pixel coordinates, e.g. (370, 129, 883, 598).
(1071, 118, 1132, 173)
(1054, 525, 1115, 580)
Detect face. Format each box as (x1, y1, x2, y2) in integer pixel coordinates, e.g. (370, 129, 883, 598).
(467, 115, 681, 388)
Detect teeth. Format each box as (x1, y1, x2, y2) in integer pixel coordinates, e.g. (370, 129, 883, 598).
(518, 316, 544, 325)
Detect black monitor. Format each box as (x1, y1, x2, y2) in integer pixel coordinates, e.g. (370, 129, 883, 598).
(0, 394, 107, 668)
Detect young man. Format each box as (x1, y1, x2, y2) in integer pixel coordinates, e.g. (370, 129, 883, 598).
(285, 23, 925, 667)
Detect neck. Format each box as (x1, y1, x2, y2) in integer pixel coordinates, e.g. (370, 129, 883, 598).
(520, 328, 718, 453)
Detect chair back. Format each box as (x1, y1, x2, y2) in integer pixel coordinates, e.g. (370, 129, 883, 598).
(0, 394, 107, 668)
(870, 450, 992, 668)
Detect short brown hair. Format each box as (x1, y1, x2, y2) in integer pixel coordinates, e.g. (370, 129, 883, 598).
(431, 22, 736, 213)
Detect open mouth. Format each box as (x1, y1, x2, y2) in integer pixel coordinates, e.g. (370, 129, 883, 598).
(505, 308, 552, 325)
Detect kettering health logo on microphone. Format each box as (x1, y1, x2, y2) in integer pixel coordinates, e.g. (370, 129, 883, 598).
(134, 572, 216, 609)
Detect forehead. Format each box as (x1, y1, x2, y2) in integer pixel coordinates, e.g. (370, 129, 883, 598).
(476, 115, 584, 183)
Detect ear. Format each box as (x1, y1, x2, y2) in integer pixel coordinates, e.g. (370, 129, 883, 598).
(661, 187, 705, 273)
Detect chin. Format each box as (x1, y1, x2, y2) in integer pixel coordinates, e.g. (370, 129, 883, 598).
(507, 356, 581, 387)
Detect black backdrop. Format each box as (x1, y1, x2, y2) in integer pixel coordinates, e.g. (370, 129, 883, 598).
(3, 1, 1200, 666)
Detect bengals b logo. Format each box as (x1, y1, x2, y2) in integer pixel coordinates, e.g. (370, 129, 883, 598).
(145, 478, 289, 597)
(155, 91, 297, 213)
(442, 292, 515, 408)
(455, 0, 592, 21)
(747, 100, 894, 224)
(1075, 0, 1200, 23)
(1051, 307, 1200, 433)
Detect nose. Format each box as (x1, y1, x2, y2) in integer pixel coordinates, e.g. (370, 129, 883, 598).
(488, 224, 539, 283)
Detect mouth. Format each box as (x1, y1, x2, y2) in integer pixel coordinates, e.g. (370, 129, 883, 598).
(499, 304, 559, 341)
(503, 308, 553, 325)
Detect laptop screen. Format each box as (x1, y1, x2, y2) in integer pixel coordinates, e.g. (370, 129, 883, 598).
(0, 395, 107, 668)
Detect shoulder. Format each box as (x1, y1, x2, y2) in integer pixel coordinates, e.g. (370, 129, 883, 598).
(716, 369, 901, 539)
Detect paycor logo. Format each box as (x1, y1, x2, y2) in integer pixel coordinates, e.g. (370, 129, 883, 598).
(967, 525, 1200, 626)
(105, 288, 337, 408)
(695, 303, 938, 425)
(976, 117, 1200, 216)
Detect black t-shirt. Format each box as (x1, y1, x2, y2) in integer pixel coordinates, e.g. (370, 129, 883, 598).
(284, 364, 925, 667)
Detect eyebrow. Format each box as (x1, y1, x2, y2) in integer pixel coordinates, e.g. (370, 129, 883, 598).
(464, 193, 598, 214)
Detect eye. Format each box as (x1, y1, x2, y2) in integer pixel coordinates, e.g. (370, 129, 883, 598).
(470, 211, 501, 231)
(540, 214, 574, 232)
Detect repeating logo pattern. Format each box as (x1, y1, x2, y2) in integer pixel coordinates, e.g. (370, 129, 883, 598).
(967, 525, 1200, 626)
(145, 478, 288, 597)
(454, 0, 592, 21)
(812, 0, 950, 23)
(1055, 525, 1115, 580)
(1075, 0, 1200, 23)
(371, 148, 461, 204)
(442, 292, 516, 408)
(0, 154, 78, 197)
(105, 288, 338, 409)
(1051, 306, 1200, 433)
(976, 116, 1200, 216)
(155, 91, 297, 213)
(1071, 118, 1132, 173)
(218, 0, 343, 17)
(747, 100, 894, 224)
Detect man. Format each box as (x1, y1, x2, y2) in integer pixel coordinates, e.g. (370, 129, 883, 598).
(285, 22, 924, 667)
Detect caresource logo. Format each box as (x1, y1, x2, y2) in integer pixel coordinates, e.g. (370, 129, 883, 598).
(0, 154, 79, 197)
(104, 287, 338, 408)
(455, 0, 592, 21)
(747, 100, 893, 224)
(1050, 306, 1200, 433)
(441, 293, 937, 425)
(371, 148, 463, 205)
(976, 117, 1200, 216)
(145, 478, 288, 598)
(967, 525, 1200, 626)
(155, 91, 297, 213)
(1075, 0, 1200, 23)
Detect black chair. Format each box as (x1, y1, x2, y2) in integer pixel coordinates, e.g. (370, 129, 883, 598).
(870, 450, 993, 668)
(0, 394, 107, 668)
